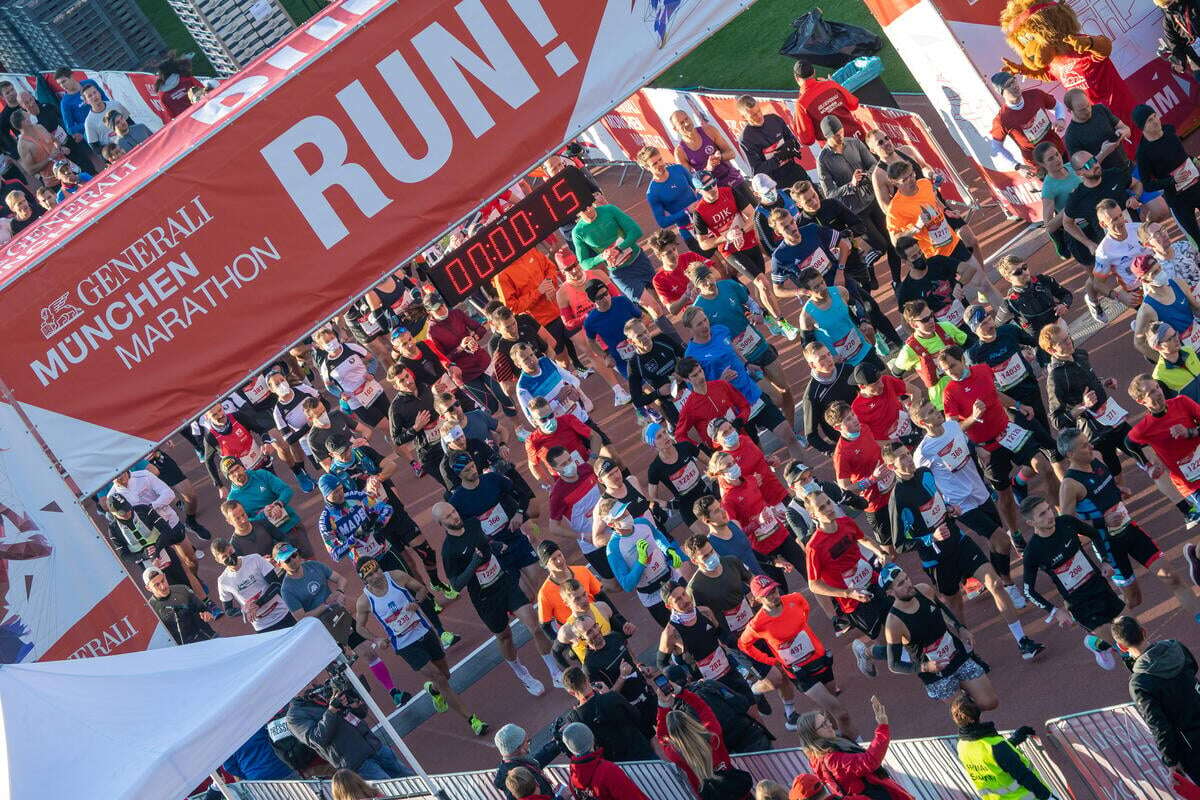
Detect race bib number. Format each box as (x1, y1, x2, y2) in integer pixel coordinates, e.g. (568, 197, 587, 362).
(615, 340, 635, 360)
(888, 409, 913, 441)
(723, 598, 753, 631)
(871, 464, 896, 494)
(1173, 158, 1200, 192)
(927, 217, 953, 248)
(1021, 109, 1051, 143)
(992, 353, 1028, 390)
(801, 247, 832, 274)
(1180, 444, 1200, 483)
(1088, 398, 1128, 428)
(243, 375, 271, 404)
(671, 461, 702, 493)
(479, 503, 509, 536)
(938, 436, 971, 472)
(385, 605, 422, 637)
(843, 558, 873, 589)
(731, 326, 762, 357)
(1103, 502, 1131, 531)
(778, 630, 816, 666)
(475, 555, 502, 587)
(1053, 550, 1094, 591)
(353, 379, 384, 407)
(264, 503, 289, 526)
(421, 426, 441, 444)
(239, 439, 265, 470)
(920, 493, 947, 529)
(923, 631, 957, 664)
(833, 329, 864, 362)
(359, 312, 383, 336)
(1183, 323, 1200, 352)
(752, 506, 783, 540)
(696, 647, 731, 679)
(267, 718, 292, 743)
(997, 422, 1033, 452)
(934, 298, 965, 327)
(151, 548, 172, 569)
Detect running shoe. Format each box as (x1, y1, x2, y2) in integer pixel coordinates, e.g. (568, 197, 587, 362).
(852, 638, 876, 677)
(778, 318, 800, 341)
(469, 714, 490, 736)
(205, 600, 224, 620)
(1085, 296, 1108, 324)
(435, 583, 460, 600)
(432, 600, 443, 614)
(613, 386, 632, 406)
(1187, 543, 1200, 587)
(517, 668, 545, 697)
(1017, 637, 1045, 660)
(296, 471, 316, 493)
(390, 688, 413, 707)
(440, 631, 461, 649)
(1005, 584, 1027, 610)
(574, 367, 595, 380)
(1188, 509, 1200, 530)
(410, 459, 425, 478)
(1084, 635, 1116, 670)
(186, 517, 211, 540)
(962, 577, 984, 599)
(784, 709, 800, 731)
(552, 671, 565, 690)
(764, 315, 784, 337)
(425, 681, 448, 713)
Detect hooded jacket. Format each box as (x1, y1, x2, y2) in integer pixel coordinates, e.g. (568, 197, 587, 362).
(286, 699, 381, 771)
(808, 725, 913, 800)
(1130, 639, 1200, 771)
(569, 749, 651, 800)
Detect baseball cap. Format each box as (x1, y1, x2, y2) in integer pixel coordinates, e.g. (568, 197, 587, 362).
(555, 248, 578, 269)
(448, 451, 473, 474)
(879, 562, 903, 589)
(783, 461, 812, 485)
(584, 278, 609, 300)
(422, 293, 446, 310)
(663, 663, 691, 687)
(388, 326, 409, 341)
(355, 555, 380, 577)
(750, 173, 776, 195)
(1147, 321, 1174, 348)
(219, 456, 241, 475)
(989, 71, 1016, 88)
(749, 574, 779, 598)
(273, 542, 299, 563)
(691, 170, 717, 190)
(818, 115, 843, 137)
(142, 567, 163, 586)
(849, 361, 883, 386)
(595, 457, 619, 475)
(108, 493, 132, 513)
(604, 501, 630, 523)
(536, 539, 561, 566)
(1130, 254, 1157, 279)
(791, 774, 827, 800)
(964, 304, 990, 330)
(317, 473, 342, 496)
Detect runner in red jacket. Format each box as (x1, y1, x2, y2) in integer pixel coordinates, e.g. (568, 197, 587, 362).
(708, 416, 787, 505)
(674, 358, 750, 446)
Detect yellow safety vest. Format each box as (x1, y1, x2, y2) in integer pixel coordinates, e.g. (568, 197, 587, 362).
(956, 734, 1038, 800)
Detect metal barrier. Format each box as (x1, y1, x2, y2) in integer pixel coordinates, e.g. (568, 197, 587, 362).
(1044, 703, 1179, 800)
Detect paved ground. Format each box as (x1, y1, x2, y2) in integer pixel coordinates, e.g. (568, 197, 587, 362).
(140, 99, 1200, 777)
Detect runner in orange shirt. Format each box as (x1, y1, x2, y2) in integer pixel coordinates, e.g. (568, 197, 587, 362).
(738, 574, 856, 739)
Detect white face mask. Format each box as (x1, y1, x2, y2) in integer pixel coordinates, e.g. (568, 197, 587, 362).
(723, 464, 742, 481)
(322, 340, 342, 355)
(557, 462, 578, 479)
(760, 189, 778, 204)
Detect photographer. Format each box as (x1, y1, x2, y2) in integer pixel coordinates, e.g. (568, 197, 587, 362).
(662, 664, 774, 755)
(285, 676, 413, 780)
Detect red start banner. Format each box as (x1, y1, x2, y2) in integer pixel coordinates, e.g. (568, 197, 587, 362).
(0, 0, 757, 495)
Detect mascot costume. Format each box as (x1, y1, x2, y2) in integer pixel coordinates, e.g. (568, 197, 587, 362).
(999, 0, 1136, 132)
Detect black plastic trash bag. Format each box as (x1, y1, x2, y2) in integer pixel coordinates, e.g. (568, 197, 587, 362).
(779, 9, 882, 69)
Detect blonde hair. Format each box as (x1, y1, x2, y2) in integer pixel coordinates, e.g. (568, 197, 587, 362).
(754, 780, 789, 800)
(331, 769, 382, 800)
(707, 450, 734, 478)
(1038, 322, 1065, 352)
(666, 709, 715, 781)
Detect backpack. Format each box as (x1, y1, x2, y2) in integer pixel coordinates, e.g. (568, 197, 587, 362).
(699, 766, 755, 800)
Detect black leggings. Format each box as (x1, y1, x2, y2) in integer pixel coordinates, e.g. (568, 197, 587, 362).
(1166, 186, 1200, 249)
(759, 536, 807, 588)
(1094, 423, 1140, 477)
(862, 202, 902, 286)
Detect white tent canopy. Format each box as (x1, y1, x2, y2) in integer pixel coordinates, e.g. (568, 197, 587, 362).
(0, 617, 341, 800)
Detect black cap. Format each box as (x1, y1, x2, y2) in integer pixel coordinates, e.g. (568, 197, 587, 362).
(595, 457, 619, 475)
(663, 663, 691, 687)
(108, 494, 131, 513)
(584, 279, 609, 300)
(850, 361, 883, 386)
(536, 539, 560, 566)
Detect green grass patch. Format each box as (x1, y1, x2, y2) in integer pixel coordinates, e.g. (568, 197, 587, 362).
(652, 0, 919, 94)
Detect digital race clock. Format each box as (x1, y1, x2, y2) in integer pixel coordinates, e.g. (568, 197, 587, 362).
(427, 166, 596, 307)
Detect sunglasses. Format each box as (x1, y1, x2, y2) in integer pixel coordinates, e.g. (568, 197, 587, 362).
(1011, 266, 1028, 276)
(1082, 157, 1098, 171)
(915, 313, 935, 324)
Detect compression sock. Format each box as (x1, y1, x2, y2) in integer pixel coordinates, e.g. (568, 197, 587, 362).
(1007, 621, 1026, 643)
(990, 550, 1012, 582)
(541, 653, 563, 679)
(368, 657, 396, 692)
(782, 702, 795, 717)
(871, 644, 890, 661)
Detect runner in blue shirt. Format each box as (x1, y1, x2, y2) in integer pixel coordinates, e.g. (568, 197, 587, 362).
(639, 146, 704, 253)
(768, 209, 849, 293)
(582, 279, 642, 392)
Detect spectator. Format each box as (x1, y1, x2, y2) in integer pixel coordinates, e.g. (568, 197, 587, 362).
(142, 567, 216, 644)
(493, 724, 555, 800)
(154, 52, 204, 118)
(105, 108, 151, 151)
(793, 60, 862, 146)
(786, 775, 834, 800)
(0, 80, 20, 157)
(223, 725, 298, 780)
(286, 688, 412, 780)
(552, 665, 655, 763)
(1155, 0, 1200, 82)
(1112, 615, 1200, 785)
(331, 769, 382, 800)
(53, 161, 91, 203)
(796, 697, 913, 800)
(80, 83, 129, 148)
(504, 766, 555, 800)
(54, 68, 107, 155)
(100, 143, 124, 165)
(34, 186, 55, 211)
(651, 675, 750, 798)
(737, 94, 810, 189)
(12, 109, 69, 189)
(5, 189, 41, 235)
(563, 722, 651, 800)
(952, 695, 1053, 800)
(753, 780, 789, 800)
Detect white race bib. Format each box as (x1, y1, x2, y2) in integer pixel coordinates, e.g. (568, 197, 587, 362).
(615, 340, 635, 360)
(923, 631, 957, 664)
(938, 436, 971, 472)
(264, 503, 289, 526)
(1021, 109, 1051, 143)
(723, 598, 753, 632)
(1172, 159, 1200, 192)
(696, 646, 731, 679)
(752, 505, 784, 540)
(871, 464, 896, 494)
(1053, 550, 1095, 591)
(920, 493, 947, 529)
(888, 409, 913, 441)
(934, 297, 965, 327)
(1088, 398, 1128, 428)
(778, 630, 816, 666)
(475, 555, 502, 587)
(833, 328, 864, 362)
(1180, 444, 1200, 482)
(1183, 322, 1200, 352)
(359, 312, 383, 336)
(801, 247, 832, 274)
(479, 503, 509, 536)
(243, 375, 271, 404)
(239, 439, 266, 470)
(670, 461, 702, 493)
(843, 558, 873, 589)
(1103, 502, 1131, 531)
(927, 217, 953, 248)
(152, 548, 172, 569)
(732, 326, 762, 357)
(997, 422, 1033, 452)
(992, 352, 1028, 390)
(353, 378, 384, 407)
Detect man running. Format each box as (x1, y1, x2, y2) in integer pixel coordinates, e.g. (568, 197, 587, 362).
(795, 267, 880, 371)
(825, 401, 896, 551)
(893, 300, 970, 410)
(446, 457, 541, 595)
(1126, 374, 1200, 527)
(313, 328, 390, 434)
(881, 564, 1000, 708)
(658, 582, 760, 708)
(849, 361, 919, 445)
(800, 342, 857, 455)
(963, 304, 1049, 431)
(354, 555, 489, 735)
(1019, 496, 1126, 670)
(600, 497, 685, 628)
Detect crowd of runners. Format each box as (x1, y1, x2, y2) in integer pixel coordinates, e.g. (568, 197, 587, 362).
(14, 29, 1200, 800)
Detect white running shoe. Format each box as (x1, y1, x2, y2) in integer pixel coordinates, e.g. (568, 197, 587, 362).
(1005, 583, 1027, 610)
(612, 386, 632, 406)
(517, 668, 546, 696)
(852, 638, 876, 677)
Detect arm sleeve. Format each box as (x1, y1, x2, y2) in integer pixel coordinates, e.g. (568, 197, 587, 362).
(201, 433, 223, 488)
(606, 537, 646, 592)
(887, 642, 920, 674)
(992, 740, 1053, 798)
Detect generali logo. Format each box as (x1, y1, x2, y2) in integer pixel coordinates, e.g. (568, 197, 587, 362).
(38, 292, 83, 340)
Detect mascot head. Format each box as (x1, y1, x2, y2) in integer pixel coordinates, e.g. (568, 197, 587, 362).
(1000, 0, 1082, 71)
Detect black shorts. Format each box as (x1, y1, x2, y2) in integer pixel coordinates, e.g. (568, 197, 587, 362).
(788, 653, 835, 692)
(1095, 522, 1163, 587)
(748, 343, 780, 369)
(152, 453, 186, 487)
(476, 573, 531, 633)
(981, 418, 1058, 489)
(1068, 581, 1125, 632)
(948, 216, 968, 231)
(865, 508, 894, 548)
(929, 534, 990, 596)
(726, 247, 767, 278)
(395, 629, 445, 670)
(584, 547, 615, 580)
(354, 394, 390, 428)
(957, 500, 1003, 540)
(947, 240, 973, 264)
(846, 586, 892, 640)
(748, 395, 786, 435)
(495, 531, 538, 572)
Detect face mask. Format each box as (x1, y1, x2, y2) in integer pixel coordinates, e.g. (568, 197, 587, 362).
(761, 189, 778, 204)
(670, 608, 697, 626)
(612, 514, 634, 532)
(322, 340, 341, 355)
(911, 255, 927, 270)
(842, 429, 860, 440)
(430, 306, 448, 321)
(721, 432, 740, 449)
(539, 417, 558, 433)
(723, 464, 742, 481)
(804, 480, 821, 494)
(272, 383, 291, 397)
(557, 462, 578, 479)
(1147, 273, 1169, 288)
(702, 553, 721, 571)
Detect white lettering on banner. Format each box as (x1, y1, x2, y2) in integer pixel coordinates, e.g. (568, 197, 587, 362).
(261, 0, 577, 248)
(67, 616, 138, 659)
